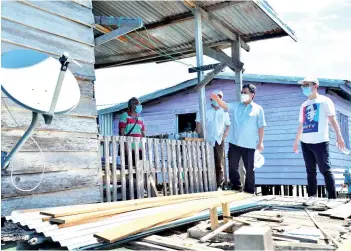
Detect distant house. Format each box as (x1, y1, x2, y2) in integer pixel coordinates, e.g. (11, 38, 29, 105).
(98, 73, 351, 189)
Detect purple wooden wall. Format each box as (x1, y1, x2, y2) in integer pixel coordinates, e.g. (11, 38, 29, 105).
(113, 79, 351, 187)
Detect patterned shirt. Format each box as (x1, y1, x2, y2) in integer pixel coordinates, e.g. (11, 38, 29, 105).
(119, 111, 145, 149)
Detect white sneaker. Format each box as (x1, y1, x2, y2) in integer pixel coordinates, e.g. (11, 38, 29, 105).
(325, 199, 340, 209)
(303, 196, 318, 206)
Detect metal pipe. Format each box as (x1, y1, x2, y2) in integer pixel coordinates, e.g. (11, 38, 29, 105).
(194, 6, 207, 141)
(2, 112, 39, 169)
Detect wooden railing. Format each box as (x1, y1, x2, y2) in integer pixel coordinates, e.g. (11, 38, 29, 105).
(99, 136, 217, 202)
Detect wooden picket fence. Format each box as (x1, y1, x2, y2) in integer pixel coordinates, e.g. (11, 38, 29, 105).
(99, 136, 217, 202)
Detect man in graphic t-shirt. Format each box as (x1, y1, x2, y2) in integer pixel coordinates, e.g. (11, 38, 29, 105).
(293, 77, 346, 208)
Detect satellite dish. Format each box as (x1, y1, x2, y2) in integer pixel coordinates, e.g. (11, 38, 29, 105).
(1, 49, 80, 114)
(1, 49, 81, 169)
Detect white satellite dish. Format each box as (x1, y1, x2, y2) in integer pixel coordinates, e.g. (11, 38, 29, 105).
(1, 49, 81, 169)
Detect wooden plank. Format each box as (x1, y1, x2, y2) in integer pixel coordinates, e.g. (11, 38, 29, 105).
(41, 191, 236, 217)
(127, 137, 134, 200)
(191, 141, 199, 193)
(72, 0, 92, 9)
(201, 142, 209, 192)
(203, 46, 243, 72)
(187, 141, 195, 193)
(97, 141, 104, 203)
(222, 202, 231, 224)
(1, 186, 100, 216)
(111, 137, 118, 201)
(119, 136, 127, 201)
(200, 221, 236, 243)
(19, 0, 94, 27)
(171, 141, 178, 195)
(145, 138, 152, 197)
(210, 144, 217, 191)
(94, 193, 251, 243)
(182, 140, 189, 194)
(176, 140, 184, 195)
(2, 19, 95, 64)
(272, 233, 318, 243)
(51, 198, 200, 224)
(134, 138, 142, 199)
(1, 98, 97, 133)
(194, 63, 228, 91)
(149, 174, 158, 197)
(160, 140, 167, 195)
(2, 2, 94, 45)
(329, 203, 351, 220)
(197, 141, 204, 192)
(1, 130, 98, 152)
(153, 139, 161, 194)
(1, 41, 95, 80)
(166, 141, 174, 195)
(210, 207, 219, 230)
(1, 152, 98, 175)
(206, 143, 214, 191)
(1, 169, 99, 198)
(104, 136, 111, 202)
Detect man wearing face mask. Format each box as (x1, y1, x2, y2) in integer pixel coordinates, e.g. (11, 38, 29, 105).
(211, 84, 266, 194)
(195, 90, 231, 189)
(119, 97, 145, 166)
(293, 77, 346, 207)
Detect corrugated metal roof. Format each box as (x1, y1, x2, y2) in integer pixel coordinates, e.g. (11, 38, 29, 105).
(93, 0, 297, 68)
(98, 73, 347, 115)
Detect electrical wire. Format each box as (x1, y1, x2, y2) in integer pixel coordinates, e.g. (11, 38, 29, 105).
(2, 97, 46, 192)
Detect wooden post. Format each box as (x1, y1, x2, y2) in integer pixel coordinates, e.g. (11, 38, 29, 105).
(201, 142, 208, 192)
(127, 137, 134, 200)
(196, 141, 204, 192)
(111, 137, 117, 201)
(104, 136, 111, 202)
(222, 202, 231, 224)
(182, 140, 189, 194)
(176, 140, 184, 195)
(187, 141, 194, 193)
(160, 139, 167, 196)
(146, 138, 152, 197)
(171, 140, 178, 195)
(120, 136, 127, 201)
(210, 207, 219, 230)
(166, 140, 174, 195)
(205, 142, 214, 191)
(134, 138, 142, 199)
(191, 141, 199, 192)
(154, 139, 161, 196)
(98, 138, 104, 202)
(210, 144, 217, 191)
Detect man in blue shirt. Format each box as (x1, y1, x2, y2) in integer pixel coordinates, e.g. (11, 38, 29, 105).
(211, 84, 266, 194)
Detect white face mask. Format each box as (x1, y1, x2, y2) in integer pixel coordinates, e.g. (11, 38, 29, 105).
(241, 94, 250, 103)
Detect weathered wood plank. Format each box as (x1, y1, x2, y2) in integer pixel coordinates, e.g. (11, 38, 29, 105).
(146, 138, 152, 197)
(176, 140, 184, 195)
(171, 141, 178, 195)
(1, 41, 95, 80)
(2, 19, 95, 64)
(160, 140, 167, 195)
(1, 102, 97, 134)
(1, 169, 99, 198)
(187, 141, 194, 193)
(97, 140, 104, 203)
(1, 129, 98, 152)
(191, 141, 199, 193)
(201, 142, 209, 192)
(154, 139, 161, 193)
(127, 137, 134, 200)
(111, 137, 117, 201)
(2, 1, 94, 45)
(197, 141, 204, 192)
(19, 0, 94, 26)
(166, 141, 173, 196)
(1, 186, 100, 216)
(103, 136, 111, 202)
(119, 136, 127, 201)
(206, 143, 214, 191)
(182, 140, 189, 194)
(1, 151, 98, 175)
(134, 137, 142, 199)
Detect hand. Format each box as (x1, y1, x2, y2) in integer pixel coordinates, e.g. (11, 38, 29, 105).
(211, 93, 219, 101)
(336, 135, 346, 151)
(256, 142, 264, 152)
(293, 141, 299, 153)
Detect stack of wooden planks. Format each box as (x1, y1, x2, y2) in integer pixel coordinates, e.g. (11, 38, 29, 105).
(319, 202, 351, 220)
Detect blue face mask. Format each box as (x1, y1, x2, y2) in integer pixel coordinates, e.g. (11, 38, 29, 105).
(211, 100, 219, 107)
(135, 105, 142, 114)
(302, 86, 312, 97)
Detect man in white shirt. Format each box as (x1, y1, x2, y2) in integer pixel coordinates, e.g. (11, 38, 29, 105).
(196, 90, 231, 189)
(293, 77, 346, 207)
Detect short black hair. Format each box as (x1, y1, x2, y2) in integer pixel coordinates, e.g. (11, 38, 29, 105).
(128, 97, 140, 111)
(242, 84, 256, 94)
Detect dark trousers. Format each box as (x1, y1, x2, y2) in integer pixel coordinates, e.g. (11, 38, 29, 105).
(228, 143, 255, 194)
(214, 141, 225, 188)
(301, 141, 336, 199)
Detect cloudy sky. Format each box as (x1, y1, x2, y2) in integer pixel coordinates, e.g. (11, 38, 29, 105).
(95, 0, 351, 109)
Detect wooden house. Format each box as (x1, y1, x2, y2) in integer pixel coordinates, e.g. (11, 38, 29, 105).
(98, 73, 351, 191)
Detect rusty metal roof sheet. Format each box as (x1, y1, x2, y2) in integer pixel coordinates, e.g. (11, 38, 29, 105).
(93, 0, 297, 68)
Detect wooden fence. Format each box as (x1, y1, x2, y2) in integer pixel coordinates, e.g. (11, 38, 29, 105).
(99, 136, 217, 202)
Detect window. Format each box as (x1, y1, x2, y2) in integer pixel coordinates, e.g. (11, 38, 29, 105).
(338, 112, 350, 148)
(177, 113, 197, 133)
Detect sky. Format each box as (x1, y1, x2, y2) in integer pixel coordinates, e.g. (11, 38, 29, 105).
(95, 0, 351, 109)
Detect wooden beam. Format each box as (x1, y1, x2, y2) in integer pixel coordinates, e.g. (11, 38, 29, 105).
(210, 207, 219, 230)
(203, 46, 243, 72)
(94, 24, 128, 43)
(94, 193, 252, 243)
(95, 23, 142, 46)
(95, 16, 142, 27)
(194, 63, 227, 91)
(200, 220, 236, 243)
